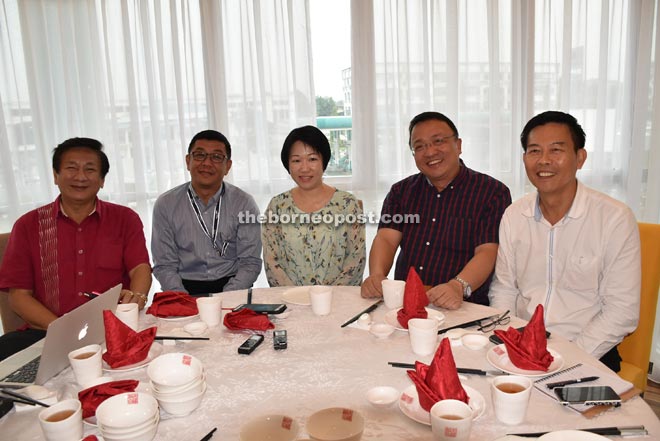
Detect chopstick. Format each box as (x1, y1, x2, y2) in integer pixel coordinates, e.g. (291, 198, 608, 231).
(340, 299, 383, 328)
(0, 394, 36, 406)
(387, 362, 493, 376)
(200, 427, 217, 441)
(154, 336, 210, 341)
(0, 388, 50, 407)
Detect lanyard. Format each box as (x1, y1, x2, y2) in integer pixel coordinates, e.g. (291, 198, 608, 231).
(186, 184, 227, 256)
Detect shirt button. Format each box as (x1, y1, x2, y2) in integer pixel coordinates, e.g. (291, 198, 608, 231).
(78, 271, 83, 276)
(436, 194, 441, 198)
(77, 228, 82, 232)
(419, 266, 423, 271)
(78, 249, 84, 254)
(432, 218, 436, 222)
(78, 292, 83, 296)
(426, 242, 430, 246)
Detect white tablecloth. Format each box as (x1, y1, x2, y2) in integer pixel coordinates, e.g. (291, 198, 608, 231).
(2, 286, 659, 440)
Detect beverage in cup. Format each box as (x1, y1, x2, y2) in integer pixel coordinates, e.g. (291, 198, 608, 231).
(67, 344, 102, 387)
(491, 375, 533, 424)
(38, 398, 83, 441)
(430, 399, 473, 441)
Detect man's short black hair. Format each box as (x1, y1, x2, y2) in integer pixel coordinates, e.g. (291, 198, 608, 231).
(408, 111, 460, 147)
(280, 125, 331, 172)
(520, 111, 586, 151)
(52, 137, 110, 178)
(188, 130, 232, 160)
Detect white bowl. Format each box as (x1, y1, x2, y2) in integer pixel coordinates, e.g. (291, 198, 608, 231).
(157, 382, 207, 416)
(79, 375, 114, 390)
(101, 418, 158, 441)
(150, 371, 206, 396)
(183, 321, 208, 336)
(239, 414, 299, 441)
(369, 323, 395, 339)
(147, 353, 204, 389)
(99, 412, 159, 436)
(461, 333, 489, 350)
(153, 379, 207, 402)
(96, 392, 158, 429)
(366, 386, 398, 408)
(307, 407, 365, 441)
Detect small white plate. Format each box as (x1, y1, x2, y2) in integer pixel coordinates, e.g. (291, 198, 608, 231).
(398, 383, 485, 425)
(385, 307, 446, 331)
(486, 344, 564, 377)
(539, 431, 609, 440)
(281, 287, 311, 306)
(102, 342, 163, 372)
(157, 314, 199, 322)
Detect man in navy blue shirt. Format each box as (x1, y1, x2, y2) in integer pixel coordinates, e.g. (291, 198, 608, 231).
(361, 112, 511, 307)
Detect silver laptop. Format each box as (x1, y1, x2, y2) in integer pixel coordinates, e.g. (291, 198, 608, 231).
(0, 283, 122, 387)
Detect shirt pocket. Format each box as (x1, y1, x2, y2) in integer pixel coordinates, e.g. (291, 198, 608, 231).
(560, 255, 600, 292)
(96, 242, 123, 270)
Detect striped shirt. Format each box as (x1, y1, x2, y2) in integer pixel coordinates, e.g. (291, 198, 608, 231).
(379, 162, 511, 305)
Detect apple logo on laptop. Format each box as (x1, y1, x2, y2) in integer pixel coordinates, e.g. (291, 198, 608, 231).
(78, 323, 89, 340)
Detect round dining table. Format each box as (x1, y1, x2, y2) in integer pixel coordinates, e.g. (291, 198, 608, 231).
(1, 286, 659, 440)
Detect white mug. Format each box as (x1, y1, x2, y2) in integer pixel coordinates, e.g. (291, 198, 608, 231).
(114, 303, 139, 330)
(382, 280, 405, 309)
(491, 375, 533, 425)
(309, 286, 333, 316)
(38, 398, 83, 441)
(430, 399, 473, 441)
(408, 318, 439, 356)
(67, 344, 102, 387)
(197, 296, 223, 327)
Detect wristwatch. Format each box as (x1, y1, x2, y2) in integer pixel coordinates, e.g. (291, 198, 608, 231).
(454, 276, 472, 299)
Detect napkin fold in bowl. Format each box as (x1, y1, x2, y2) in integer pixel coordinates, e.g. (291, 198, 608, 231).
(407, 338, 469, 411)
(146, 291, 198, 318)
(78, 379, 139, 419)
(493, 304, 554, 371)
(397, 267, 429, 329)
(102, 310, 157, 368)
(223, 308, 275, 331)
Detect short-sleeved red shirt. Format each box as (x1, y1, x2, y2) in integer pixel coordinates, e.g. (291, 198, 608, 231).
(0, 197, 150, 317)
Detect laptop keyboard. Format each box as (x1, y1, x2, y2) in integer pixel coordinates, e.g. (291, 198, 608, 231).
(1, 356, 41, 384)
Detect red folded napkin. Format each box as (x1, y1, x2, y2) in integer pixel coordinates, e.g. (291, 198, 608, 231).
(146, 291, 198, 318)
(397, 267, 429, 329)
(223, 308, 275, 331)
(102, 310, 157, 368)
(407, 338, 469, 411)
(493, 304, 554, 371)
(82, 436, 98, 441)
(78, 379, 139, 419)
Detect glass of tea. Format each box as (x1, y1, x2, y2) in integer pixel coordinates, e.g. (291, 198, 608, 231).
(38, 398, 83, 441)
(491, 375, 533, 424)
(430, 399, 473, 441)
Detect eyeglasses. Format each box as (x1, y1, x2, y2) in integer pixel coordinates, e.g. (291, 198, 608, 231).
(411, 134, 457, 155)
(477, 310, 511, 332)
(190, 151, 227, 163)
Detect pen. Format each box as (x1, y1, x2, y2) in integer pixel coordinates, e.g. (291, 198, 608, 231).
(340, 300, 383, 328)
(82, 291, 99, 299)
(546, 376, 599, 389)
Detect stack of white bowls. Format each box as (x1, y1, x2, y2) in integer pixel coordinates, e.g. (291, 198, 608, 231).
(96, 392, 159, 441)
(147, 352, 207, 416)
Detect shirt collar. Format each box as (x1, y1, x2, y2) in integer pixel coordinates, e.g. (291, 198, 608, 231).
(530, 180, 585, 223)
(423, 159, 467, 192)
(188, 182, 225, 205)
(55, 196, 100, 219)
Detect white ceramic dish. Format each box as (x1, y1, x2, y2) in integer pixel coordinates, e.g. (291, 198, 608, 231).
(183, 321, 208, 336)
(538, 430, 609, 440)
(281, 287, 311, 305)
(369, 323, 395, 339)
(384, 307, 446, 331)
(366, 386, 399, 408)
(398, 383, 486, 425)
(102, 342, 163, 373)
(307, 407, 364, 441)
(96, 392, 158, 429)
(486, 344, 564, 377)
(239, 414, 299, 441)
(147, 352, 204, 389)
(157, 382, 207, 416)
(461, 333, 489, 350)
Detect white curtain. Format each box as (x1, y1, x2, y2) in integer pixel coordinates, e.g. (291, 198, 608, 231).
(351, 0, 659, 223)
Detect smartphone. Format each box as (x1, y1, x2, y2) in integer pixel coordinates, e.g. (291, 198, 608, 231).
(273, 330, 287, 350)
(238, 334, 264, 355)
(554, 386, 621, 406)
(489, 327, 551, 345)
(233, 304, 287, 314)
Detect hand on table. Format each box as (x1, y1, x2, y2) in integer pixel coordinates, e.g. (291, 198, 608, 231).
(360, 275, 386, 298)
(427, 281, 463, 310)
(119, 289, 148, 310)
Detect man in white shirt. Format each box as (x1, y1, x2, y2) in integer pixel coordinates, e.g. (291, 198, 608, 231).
(488, 111, 640, 372)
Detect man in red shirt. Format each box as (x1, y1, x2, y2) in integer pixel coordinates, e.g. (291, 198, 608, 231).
(0, 137, 151, 361)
